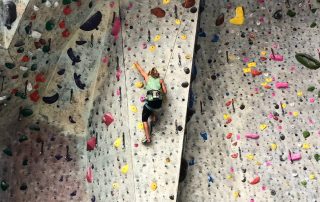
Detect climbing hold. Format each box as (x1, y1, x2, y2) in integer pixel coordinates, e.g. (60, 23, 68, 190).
(112, 183, 119, 189)
(259, 124, 267, 131)
(249, 176, 260, 185)
(275, 82, 289, 89)
(150, 182, 157, 191)
(181, 34, 187, 40)
(151, 7, 166, 18)
(87, 137, 97, 151)
(62, 29, 70, 38)
(135, 82, 144, 88)
(287, 10, 296, 17)
(273, 10, 282, 20)
(35, 73, 46, 82)
(21, 108, 33, 117)
(149, 45, 156, 52)
(182, 0, 195, 8)
(130, 105, 138, 113)
(175, 19, 181, 25)
(190, 7, 197, 13)
(288, 151, 301, 162)
(226, 133, 233, 139)
(80, 11, 102, 31)
(74, 73, 86, 89)
(102, 113, 114, 126)
(137, 122, 144, 130)
(31, 30, 42, 39)
(215, 13, 224, 26)
(229, 6, 245, 25)
(5, 63, 15, 69)
(303, 131, 310, 139)
(154, 35, 161, 42)
(307, 86, 315, 92)
(270, 53, 284, 61)
(3, 147, 12, 156)
(295, 53, 320, 70)
(181, 82, 189, 88)
(111, 17, 121, 39)
(63, 6, 72, 15)
(45, 20, 55, 31)
(302, 143, 311, 150)
(233, 191, 240, 198)
(67, 48, 81, 65)
(63, 0, 72, 5)
(86, 167, 93, 183)
(200, 131, 208, 141)
(3, 1, 17, 30)
(121, 164, 129, 174)
(245, 153, 254, 160)
(314, 154, 320, 162)
(245, 133, 259, 139)
(1, 180, 9, 191)
(42, 93, 59, 104)
(113, 138, 121, 148)
(163, 0, 170, 4)
(211, 34, 219, 42)
(19, 135, 28, 143)
(310, 22, 317, 28)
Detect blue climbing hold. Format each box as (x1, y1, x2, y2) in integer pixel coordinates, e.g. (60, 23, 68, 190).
(200, 131, 208, 141)
(211, 34, 219, 42)
(198, 28, 206, 37)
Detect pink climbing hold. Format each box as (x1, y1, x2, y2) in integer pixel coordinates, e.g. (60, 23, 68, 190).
(140, 96, 146, 102)
(245, 133, 259, 139)
(288, 152, 301, 162)
(275, 82, 289, 89)
(86, 166, 93, 183)
(309, 97, 315, 103)
(87, 137, 97, 151)
(269, 54, 284, 61)
(116, 69, 121, 81)
(111, 17, 121, 40)
(102, 56, 109, 64)
(103, 113, 114, 126)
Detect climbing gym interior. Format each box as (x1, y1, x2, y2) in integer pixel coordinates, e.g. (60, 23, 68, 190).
(0, 0, 319, 201)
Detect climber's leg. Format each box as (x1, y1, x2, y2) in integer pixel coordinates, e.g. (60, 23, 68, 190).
(142, 105, 152, 143)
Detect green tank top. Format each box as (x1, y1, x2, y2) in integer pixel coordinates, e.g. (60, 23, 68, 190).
(146, 77, 161, 91)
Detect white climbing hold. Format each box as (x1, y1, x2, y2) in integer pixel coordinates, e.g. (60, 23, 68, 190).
(54, 1, 59, 7)
(33, 5, 39, 11)
(45, 0, 52, 7)
(27, 82, 33, 92)
(31, 31, 42, 39)
(20, 66, 28, 71)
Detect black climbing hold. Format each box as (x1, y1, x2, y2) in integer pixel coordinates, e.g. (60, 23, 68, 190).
(91, 195, 96, 202)
(22, 159, 28, 166)
(42, 93, 59, 104)
(295, 53, 320, 70)
(31, 64, 37, 71)
(57, 69, 65, 75)
(25, 23, 32, 35)
(74, 73, 86, 90)
(21, 108, 33, 117)
(63, 0, 72, 5)
(29, 124, 40, 131)
(179, 158, 188, 182)
(67, 48, 81, 65)
(271, 190, 276, 196)
(89, 1, 93, 8)
(70, 191, 77, 196)
(80, 11, 102, 31)
(69, 116, 76, 123)
(3, 147, 12, 156)
(55, 154, 63, 160)
(215, 13, 224, 26)
(1, 180, 9, 191)
(169, 195, 174, 200)
(190, 7, 197, 13)
(240, 104, 245, 110)
(20, 183, 27, 191)
(208, 95, 213, 100)
(76, 40, 87, 45)
(181, 82, 189, 88)
(14, 41, 25, 47)
(5, 63, 15, 69)
(4, 1, 17, 30)
(184, 68, 190, 74)
(310, 22, 317, 28)
(17, 47, 24, 53)
(19, 135, 28, 143)
(273, 10, 282, 20)
(177, 125, 183, 131)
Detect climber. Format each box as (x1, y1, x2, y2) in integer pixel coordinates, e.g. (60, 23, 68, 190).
(134, 62, 167, 144)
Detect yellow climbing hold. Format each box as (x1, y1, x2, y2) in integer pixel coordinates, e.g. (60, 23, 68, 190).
(281, 103, 287, 109)
(163, 0, 170, 4)
(165, 157, 171, 163)
(256, 161, 262, 166)
(261, 82, 267, 87)
(154, 35, 161, 42)
(270, 143, 277, 150)
(293, 111, 299, 117)
(247, 62, 256, 68)
(259, 124, 267, 131)
(135, 81, 144, 88)
(137, 122, 144, 130)
(309, 174, 316, 180)
(226, 174, 233, 180)
(245, 153, 254, 160)
(261, 51, 267, 56)
(150, 182, 157, 191)
(149, 45, 156, 52)
(243, 67, 251, 73)
(121, 164, 129, 174)
(130, 105, 138, 113)
(223, 114, 231, 120)
(265, 77, 272, 83)
(175, 19, 181, 25)
(112, 183, 119, 189)
(233, 191, 240, 198)
(297, 91, 303, 97)
(185, 54, 192, 60)
(114, 138, 122, 148)
(181, 34, 187, 40)
(302, 143, 311, 149)
(229, 6, 245, 25)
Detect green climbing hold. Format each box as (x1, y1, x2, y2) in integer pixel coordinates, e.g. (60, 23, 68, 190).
(310, 22, 317, 28)
(307, 86, 315, 92)
(63, 0, 72, 4)
(303, 131, 310, 139)
(43, 45, 50, 53)
(1, 180, 9, 191)
(295, 53, 320, 70)
(31, 64, 37, 71)
(23, 72, 29, 78)
(3, 147, 12, 156)
(15, 92, 26, 99)
(29, 124, 40, 131)
(5, 63, 15, 69)
(19, 135, 28, 143)
(287, 10, 296, 17)
(45, 20, 55, 31)
(21, 108, 33, 117)
(301, 180, 307, 187)
(315, 154, 320, 162)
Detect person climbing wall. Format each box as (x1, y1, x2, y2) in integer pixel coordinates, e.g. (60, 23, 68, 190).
(134, 62, 167, 144)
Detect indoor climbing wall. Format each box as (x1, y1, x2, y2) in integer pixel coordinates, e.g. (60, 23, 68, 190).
(179, 0, 320, 202)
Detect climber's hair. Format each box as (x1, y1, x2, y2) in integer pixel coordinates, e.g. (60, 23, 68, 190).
(148, 67, 160, 78)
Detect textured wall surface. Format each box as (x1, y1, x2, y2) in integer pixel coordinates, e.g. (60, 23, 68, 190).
(178, 0, 320, 202)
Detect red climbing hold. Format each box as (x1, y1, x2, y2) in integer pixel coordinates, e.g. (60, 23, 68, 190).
(63, 6, 72, 15)
(21, 55, 30, 62)
(62, 29, 70, 38)
(30, 91, 40, 102)
(11, 88, 18, 95)
(35, 73, 46, 82)
(226, 133, 233, 139)
(87, 137, 97, 151)
(33, 83, 39, 89)
(31, 13, 36, 20)
(225, 100, 233, 106)
(231, 153, 238, 158)
(251, 69, 262, 77)
(102, 113, 114, 126)
(86, 167, 93, 183)
(59, 20, 65, 29)
(249, 176, 260, 185)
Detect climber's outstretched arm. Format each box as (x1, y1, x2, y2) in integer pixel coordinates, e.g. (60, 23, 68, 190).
(134, 62, 148, 81)
(160, 79, 167, 94)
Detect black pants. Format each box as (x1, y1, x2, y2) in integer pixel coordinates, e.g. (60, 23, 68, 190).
(142, 100, 162, 122)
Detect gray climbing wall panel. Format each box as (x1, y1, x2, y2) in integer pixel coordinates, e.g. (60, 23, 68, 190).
(178, 0, 320, 202)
